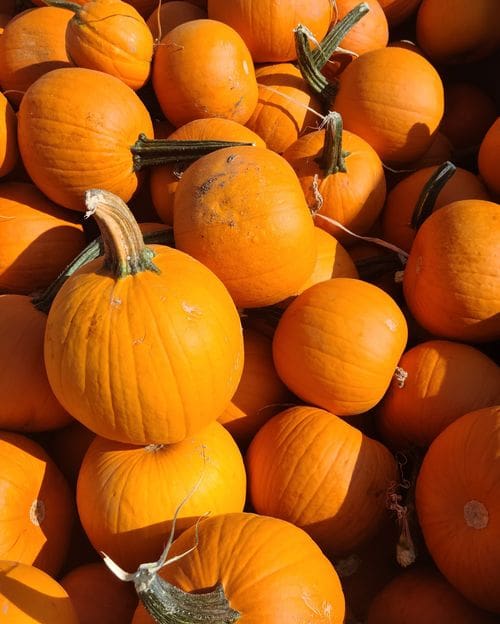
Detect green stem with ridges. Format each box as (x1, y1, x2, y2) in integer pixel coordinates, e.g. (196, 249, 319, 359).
(410, 161, 457, 230)
(317, 111, 348, 175)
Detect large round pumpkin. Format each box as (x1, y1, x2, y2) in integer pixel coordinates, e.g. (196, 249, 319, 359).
(415, 405, 500, 613)
(478, 117, 500, 198)
(273, 277, 408, 416)
(44, 189, 244, 445)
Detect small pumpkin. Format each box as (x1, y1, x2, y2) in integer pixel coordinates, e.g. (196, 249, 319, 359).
(44, 189, 244, 445)
(146, 0, 207, 42)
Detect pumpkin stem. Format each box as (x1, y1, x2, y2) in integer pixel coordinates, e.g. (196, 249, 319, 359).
(131, 134, 255, 171)
(42, 0, 83, 12)
(317, 111, 348, 175)
(410, 161, 456, 230)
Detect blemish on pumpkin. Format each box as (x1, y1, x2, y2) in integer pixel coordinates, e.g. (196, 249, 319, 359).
(464, 500, 488, 529)
(196, 174, 224, 198)
(385, 319, 397, 331)
(29, 499, 45, 526)
(182, 302, 203, 317)
(111, 297, 122, 308)
(242, 59, 249, 75)
(145, 444, 164, 452)
(394, 366, 408, 388)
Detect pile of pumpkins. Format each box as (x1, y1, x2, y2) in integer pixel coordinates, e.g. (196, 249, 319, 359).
(0, 0, 499, 622)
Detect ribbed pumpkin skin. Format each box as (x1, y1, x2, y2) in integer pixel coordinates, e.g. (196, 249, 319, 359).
(0, 560, 79, 624)
(152, 19, 258, 128)
(0, 295, 72, 432)
(131, 512, 346, 624)
(207, 0, 333, 63)
(0, 432, 74, 577)
(76, 422, 247, 572)
(247, 406, 398, 556)
(173, 145, 317, 308)
(65, 0, 154, 90)
(334, 47, 444, 164)
(367, 566, 499, 623)
(402, 200, 500, 342)
(61, 562, 137, 624)
(17, 67, 153, 212)
(44, 244, 244, 445)
(415, 406, 500, 614)
(273, 278, 408, 416)
(478, 117, 500, 198)
(0, 6, 73, 107)
(381, 166, 490, 253)
(0, 183, 86, 294)
(377, 340, 500, 449)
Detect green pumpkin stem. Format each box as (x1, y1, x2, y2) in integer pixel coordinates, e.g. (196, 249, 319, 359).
(317, 111, 348, 175)
(410, 161, 457, 230)
(131, 135, 255, 171)
(42, 0, 83, 12)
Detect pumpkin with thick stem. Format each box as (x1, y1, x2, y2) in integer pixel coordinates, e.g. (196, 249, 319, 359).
(76, 421, 247, 572)
(377, 340, 500, 449)
(283, 110, 386, 244)
(48, 0, 154, 90)
(44, 189, 244, 445)
(0, 431, 74, 577)
(0, 560, 79, 624)
(17, 67, 252, 212)
(173, 145, 317, 308)
(246, 405, 398, 557)
(105, 512, 345, 624)
(402, 199, 500, 342)
(272, 277, 408, 416)
(415, 405, 500, 614)
(152, 19, 258, 128)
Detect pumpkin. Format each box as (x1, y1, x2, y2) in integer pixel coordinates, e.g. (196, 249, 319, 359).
(152, 19, 258, 128)
(123, 512, 346, 624)
(207, 0, 334, 63)
(402, 199, 500, 342)
(416, 0, 500, 64)
(0, 91, 17, 176)
(478, 117, 500, 198)
(173, 145, 317, 308)
(273, 277, 408, 416)
(61, 0, 154, 90)
(246, 405, 398, 556)
(0, 182, 86, 294)
(283, 111, 387, 244)
(408, 130, 453, 169)
(381, 164, 490, 253)
(146, 0, 207, 42)
(377, 340, 500, 449)
(0, 6, 73, 107)
(327, 0, 389, 57)
(367, 566, 499, 623)
(415, 405, 500, 613)
(218, 327, 293, 450)
(44, 189, 244, 445)
(0, 560, 79, 624)
(150, 118, 264, 225)
(245, 62, 323, 154)
(60, 562, 138, 624)
(43, 421, 95, 489)
(333, 46, 444, 164)
(76, 421, 246, 572)
(0, 294, 73, 432)
(0, 431, 74, 577)
(378, 0, 422, 26)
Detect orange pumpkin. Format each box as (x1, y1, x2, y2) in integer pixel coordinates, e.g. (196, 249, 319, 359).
(0, 560, 79, 624)
(173, 145, 317, 308)
(377, 340, 500, 449)
(207, 0, 334, 63)
(273, 277, 408, 416)
(152, 19, 258, 127)
(60, 562, 138, 624)
(64, 0, 154, 90)
(283, 111, 387, 244)
(146, 0, 207, 42)
(44, 420, 95, 490)
(416, 405, 500, 613)
(44, 189, 244, 445)
(478, 117, 500, 198)
(402, 199, 500, 342)
(247, 405, 398, 556)
(0, 90, 17, 176)
(129, 512, 346, 623)
(76, 422, 246, 572)
(333, 46, 444, 164)
(329, 0, 389, 57)
(378, 0, 422, 26)
(0, 6, 73, 107)
(0, 431, 74, 577)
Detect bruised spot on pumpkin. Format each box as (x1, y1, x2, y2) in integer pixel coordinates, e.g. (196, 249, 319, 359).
(196, 174, 224, 198)
(29, 499, 45, 526)
(464, 500, 489, 529)
(182, 302, 203, 317)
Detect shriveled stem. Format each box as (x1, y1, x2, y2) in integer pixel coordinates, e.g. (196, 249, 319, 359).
(410, 161, 456, 230)
(43, 0, 82, 12)
(317, 111, 348, 175)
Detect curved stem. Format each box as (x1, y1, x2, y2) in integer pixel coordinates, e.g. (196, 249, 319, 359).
(410, 161, 456, 230)
(42, 0, 82, 12)
(294, 25, 337, 107)
(131, 135, 255, 171)
(317, 111, 347, 175)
